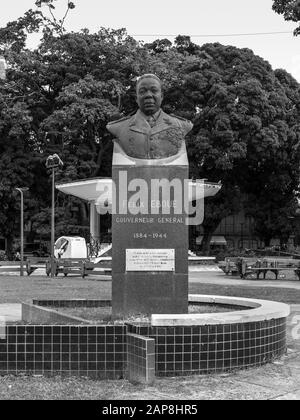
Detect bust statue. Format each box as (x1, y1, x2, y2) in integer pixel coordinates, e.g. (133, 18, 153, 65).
(106, 74, 193, 159)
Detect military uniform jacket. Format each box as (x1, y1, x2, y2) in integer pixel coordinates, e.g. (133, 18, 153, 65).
(106, 109, 193, 159)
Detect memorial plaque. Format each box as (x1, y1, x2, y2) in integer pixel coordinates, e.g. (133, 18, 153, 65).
(126, 249, 175, 272)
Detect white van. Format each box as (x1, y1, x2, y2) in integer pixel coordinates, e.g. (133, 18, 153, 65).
(54, 236, 87, 259)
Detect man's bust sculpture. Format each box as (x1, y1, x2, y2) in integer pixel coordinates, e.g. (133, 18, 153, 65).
(106, 74, 193, 159)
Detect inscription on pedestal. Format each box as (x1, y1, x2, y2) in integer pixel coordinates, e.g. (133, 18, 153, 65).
(126, 249, 175, 272)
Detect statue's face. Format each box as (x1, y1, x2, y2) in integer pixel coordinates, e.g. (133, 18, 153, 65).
(136, 77, 163, 115)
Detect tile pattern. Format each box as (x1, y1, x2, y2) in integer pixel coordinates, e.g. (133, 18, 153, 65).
(0, 311, 287, 379)
(127, 318, 287, 376)
(127, 333, 155, 384)
(0, 325, 126, 379)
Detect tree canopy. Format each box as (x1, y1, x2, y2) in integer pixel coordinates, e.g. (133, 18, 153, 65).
(272, 0, 300, 35)
(0, 0, 300, 255)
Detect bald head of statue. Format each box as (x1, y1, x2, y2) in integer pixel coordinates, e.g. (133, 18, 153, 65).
(136, 73, 163, 116)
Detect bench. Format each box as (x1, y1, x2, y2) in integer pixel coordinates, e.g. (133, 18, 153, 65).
(222, 257, 239, 275)
(81, 261, 111, 278)
(26, 258, 47, 276)
(223, 257, 256, 276)
(238, 258, 300, 280)
(45, 258, 89, 276)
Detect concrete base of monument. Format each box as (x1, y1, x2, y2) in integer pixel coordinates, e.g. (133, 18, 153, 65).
(0, 295, 289, 383)
(111, 273, 188, 318)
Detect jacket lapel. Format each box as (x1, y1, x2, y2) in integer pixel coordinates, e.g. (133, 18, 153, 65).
(129, 111, 150, 134)
(150, 111, 175, 135)
(128, 110, 176, 135)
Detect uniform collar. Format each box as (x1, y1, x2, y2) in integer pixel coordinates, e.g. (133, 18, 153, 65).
(129, 109, 172, 134)
(137, 109, 162, 123)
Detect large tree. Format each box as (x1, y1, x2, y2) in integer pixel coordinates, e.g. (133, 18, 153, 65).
(0, 1, 135, 251)
(173, 43, 300, 250)
(0, 0, 174, 251)
(244, 68, 300, 245)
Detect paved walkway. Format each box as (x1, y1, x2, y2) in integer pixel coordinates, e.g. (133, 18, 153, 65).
(0, 303, 22, 323)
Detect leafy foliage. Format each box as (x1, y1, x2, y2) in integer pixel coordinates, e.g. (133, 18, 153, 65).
(272, 0, 300, 35)
(0, 0, 299, 255)
(179, 43, 300, 248)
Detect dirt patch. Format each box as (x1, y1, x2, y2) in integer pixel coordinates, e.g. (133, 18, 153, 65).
(45, 303, 247, 324)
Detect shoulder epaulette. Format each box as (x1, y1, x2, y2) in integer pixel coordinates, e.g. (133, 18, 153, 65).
(107, 115, 131, 125)
(170, 114, 188, 121)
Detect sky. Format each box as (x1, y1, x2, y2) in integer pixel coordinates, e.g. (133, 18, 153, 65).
(0, 0, 299, 81)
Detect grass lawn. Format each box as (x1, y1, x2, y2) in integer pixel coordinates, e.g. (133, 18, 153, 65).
(0, 276, 111, 304)
(0, 274, 300, 304)
(0, 274, 299, 400)
(189, 282, 300, 304)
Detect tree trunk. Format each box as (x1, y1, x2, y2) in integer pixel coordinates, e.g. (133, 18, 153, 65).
(200, 218, 222, 255)
(263, 236, 271, 247)
(6, 235, 14, 260)
(201, 231, 213, 256)
(189, 226, 197, 252)
(78, 201, 89, 226)
(280, 236, 289, 251)
(92, 139, 111, 178)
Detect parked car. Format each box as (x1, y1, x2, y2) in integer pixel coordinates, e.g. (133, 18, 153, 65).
(54, 236, 87, 259)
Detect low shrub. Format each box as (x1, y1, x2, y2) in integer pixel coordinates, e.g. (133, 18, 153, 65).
(0, 250, 8, 261)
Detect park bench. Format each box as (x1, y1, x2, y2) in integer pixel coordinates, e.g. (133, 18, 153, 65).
(223, 257, 240, 275)
(45, 258, 89, 276)
(81, 260, 111, 278)
(223, 257, 256, 276)
(238, 257, 300, 280)
(26, 257, 47, 275)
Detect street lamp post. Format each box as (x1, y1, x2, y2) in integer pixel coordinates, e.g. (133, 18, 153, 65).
(46, 154, 64, 277)
(15, 187, 29, 276)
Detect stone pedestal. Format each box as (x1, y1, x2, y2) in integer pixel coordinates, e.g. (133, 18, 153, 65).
(112, 143, 189, 317)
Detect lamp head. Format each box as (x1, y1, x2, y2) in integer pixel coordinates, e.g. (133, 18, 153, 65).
(46, 154, 64, 169)
(15, 187, 29, 193)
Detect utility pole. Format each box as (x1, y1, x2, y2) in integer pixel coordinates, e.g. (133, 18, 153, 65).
(46, 154, 64, 277)
(15, 187, 29, 276)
